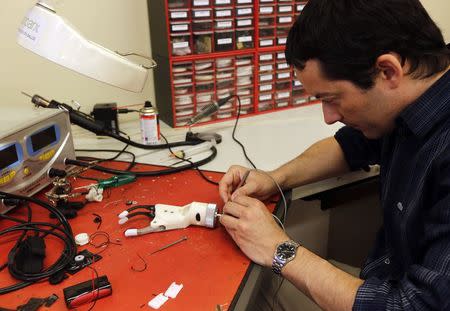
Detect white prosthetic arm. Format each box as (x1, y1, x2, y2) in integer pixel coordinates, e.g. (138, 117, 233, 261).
(118, 202, 219, 237)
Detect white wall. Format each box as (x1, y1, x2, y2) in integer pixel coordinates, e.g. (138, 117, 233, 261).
(0, 1, 448, 115)
(422, 0, 450, 42)
(0, 0, 154, 113)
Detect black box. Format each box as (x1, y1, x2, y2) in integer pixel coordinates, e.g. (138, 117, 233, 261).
(91, 103, 119, 135)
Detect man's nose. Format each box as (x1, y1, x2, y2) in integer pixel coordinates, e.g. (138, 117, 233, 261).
(322, 104, 342, 124)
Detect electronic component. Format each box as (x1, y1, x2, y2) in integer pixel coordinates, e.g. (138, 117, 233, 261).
(66, 250, 102, 275)
(91, 103, 120, 135)
(63, 275, 112, 309)
(0, 108, 75, 213)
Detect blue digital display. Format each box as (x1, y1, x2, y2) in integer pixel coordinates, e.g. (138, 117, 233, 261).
(26, 124, 60, 156)
(0, 143, 22, 171)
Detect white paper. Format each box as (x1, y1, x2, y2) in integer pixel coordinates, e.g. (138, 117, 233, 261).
(260, 39, 274, 46)
(279, 6, 293, 13)
(278, 37, 287, 45)
(216, 10, 231, 17)
(216, 21, 232, 28)
(164, 282, 184, 299)
(260, 54, 273, 61)
(260, 7, 274, 14)
(148, 293, 169, 309)
(260, 65, 273, 71)
(278, 72, 290, 79)
(238, 8, 252, 15)
(259, 94, 272, 101)
(173, 42, 189, 49)
(172, 24, 188, 31)
(237, 19, 252, 27)
(260, 74, 273, 81)
(194, 0, 209, 6)
(194, 10, 211, 17)
(238, 36, 252, 43)
(279, 16, 293, 23)
(217, 38, 232, 45)
(260, 84, 273, 91)
(277, 92, 290, 99)
(171, 12, 188, 19)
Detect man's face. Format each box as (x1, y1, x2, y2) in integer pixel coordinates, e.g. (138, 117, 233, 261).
(295, 60, 396, 139)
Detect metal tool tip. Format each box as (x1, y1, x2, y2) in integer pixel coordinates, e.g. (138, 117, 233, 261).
(21, 91, 33, 98)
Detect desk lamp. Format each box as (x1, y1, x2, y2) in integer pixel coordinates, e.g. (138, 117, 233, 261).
(17, 0, 156, 93)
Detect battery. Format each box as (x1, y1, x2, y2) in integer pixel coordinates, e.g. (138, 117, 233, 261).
(139, 101, 160, 145)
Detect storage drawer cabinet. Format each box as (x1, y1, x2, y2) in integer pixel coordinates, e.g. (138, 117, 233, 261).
(149, 0, 315, 127)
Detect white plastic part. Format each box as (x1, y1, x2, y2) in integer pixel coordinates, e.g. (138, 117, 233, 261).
(171, 140, 215, 159)
(74, 254, 85, 263)
(118, 217, 128, 225)
(85, 187, 103, 202)
(149, 202, 217, 232)
(75, 233, 89, 246)
(148, 293, 169, 309)
(164, 282, 183, 299)
(17, 2, 148, 92)
(124, 229, 138, 237)
(118, 210, 129, 218)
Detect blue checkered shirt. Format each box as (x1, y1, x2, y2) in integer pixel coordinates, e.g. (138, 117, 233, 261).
(334, 70, 450, 310)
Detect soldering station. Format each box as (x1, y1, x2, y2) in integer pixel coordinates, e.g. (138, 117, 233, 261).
(0, 0, 291, 310)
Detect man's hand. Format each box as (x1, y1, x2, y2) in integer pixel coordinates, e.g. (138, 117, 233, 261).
(218, 165, 279, 203)
(219, 195, 288, 266)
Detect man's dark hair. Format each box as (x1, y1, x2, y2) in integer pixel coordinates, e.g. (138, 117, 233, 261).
(286, 0, 450, 89)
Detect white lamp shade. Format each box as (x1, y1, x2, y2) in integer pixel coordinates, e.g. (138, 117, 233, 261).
(17, 3, 148, 93)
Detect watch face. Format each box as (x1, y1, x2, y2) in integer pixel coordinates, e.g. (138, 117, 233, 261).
(277, 243, 297, 260)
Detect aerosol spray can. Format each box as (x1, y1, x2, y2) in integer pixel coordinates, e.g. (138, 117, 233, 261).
(139, 101, 160, 145)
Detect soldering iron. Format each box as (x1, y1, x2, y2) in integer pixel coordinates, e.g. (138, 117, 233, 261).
(23, 93, 205, 149)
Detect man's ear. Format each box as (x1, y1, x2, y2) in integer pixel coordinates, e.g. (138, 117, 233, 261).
(375, 54, 404, 89)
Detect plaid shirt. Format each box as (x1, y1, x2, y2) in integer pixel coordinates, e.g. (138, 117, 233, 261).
(335, 70, 450, 310)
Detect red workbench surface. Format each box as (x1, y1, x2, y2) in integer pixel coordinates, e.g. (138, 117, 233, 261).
(0, 162, 276, 310)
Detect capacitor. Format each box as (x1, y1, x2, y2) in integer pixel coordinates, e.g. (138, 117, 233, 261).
(139, 101, 160, 145)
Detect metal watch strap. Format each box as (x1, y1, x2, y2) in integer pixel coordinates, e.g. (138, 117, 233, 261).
(272, 240, 300, 275)
(272, 257, 285, 275)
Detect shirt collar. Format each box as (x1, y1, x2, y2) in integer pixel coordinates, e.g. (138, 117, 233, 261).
(396, 70, 450, 138)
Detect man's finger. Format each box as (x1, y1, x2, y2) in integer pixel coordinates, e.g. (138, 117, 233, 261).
(223, 201, 247, 219)
(232, 195, 264, 209)
(219, 213, 239, 230)
(231, 182, 258, 201)
(219, 169, 244, 202)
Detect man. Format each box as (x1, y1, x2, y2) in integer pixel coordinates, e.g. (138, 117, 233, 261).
(218, 0, 450, 310)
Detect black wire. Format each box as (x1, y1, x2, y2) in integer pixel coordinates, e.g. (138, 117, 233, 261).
(64, 104, 203, 149)
(160, 133, 219, 186)
(231, 95, 257, 169)
(65, 145, 217, 177)
(76, 132, 137, 171)
(76, 151, 136, 172)
(0, 192, 76, 295)
(0, 203, 32, 273)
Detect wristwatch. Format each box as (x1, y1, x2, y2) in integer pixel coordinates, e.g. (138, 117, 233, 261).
(272, 240, 300, 275)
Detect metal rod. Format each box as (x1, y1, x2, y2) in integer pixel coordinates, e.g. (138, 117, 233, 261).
(150, 236, 188, 255)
